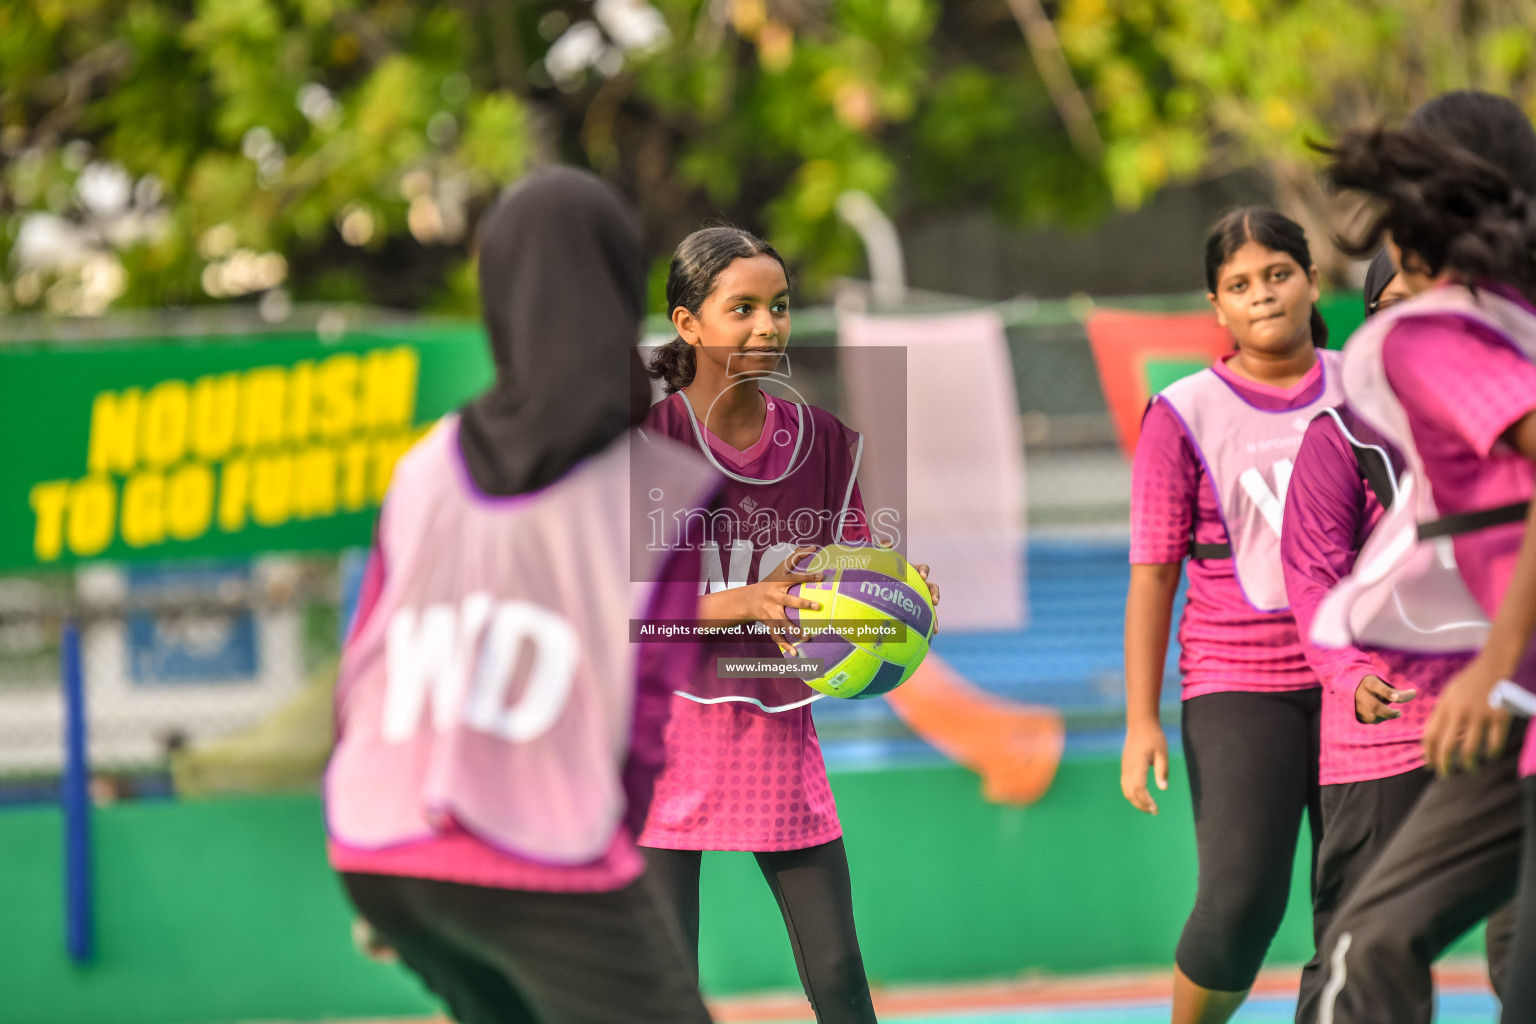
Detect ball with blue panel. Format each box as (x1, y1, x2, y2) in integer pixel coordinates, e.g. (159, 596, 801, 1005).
(785, 543, 937, 699)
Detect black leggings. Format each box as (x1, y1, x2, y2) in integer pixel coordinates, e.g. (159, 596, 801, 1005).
(1294, 769, 1432, 1021)
(643, 839, 877, 1024)
(1309, 720, 1525, 1024)
(1500, 776, 1536, 1022)
(1175, 688, 1322, 992)
(1295, 771, 1516, 1023)
(340, 872, 713, 1024)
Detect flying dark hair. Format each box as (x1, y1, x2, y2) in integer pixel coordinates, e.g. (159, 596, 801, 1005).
(647, 226, 790, 395)
(1323, 90, 1536, 299)
(1204, 207, 1328, 347)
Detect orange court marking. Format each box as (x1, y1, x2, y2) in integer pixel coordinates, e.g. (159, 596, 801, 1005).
(885, 654, 1065, 805)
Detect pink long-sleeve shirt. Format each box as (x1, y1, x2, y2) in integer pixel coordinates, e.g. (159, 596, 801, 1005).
(1379, 299, 1536, 778)
(1281, 409, 1471, 784)
(1131, 355, 1322, 697)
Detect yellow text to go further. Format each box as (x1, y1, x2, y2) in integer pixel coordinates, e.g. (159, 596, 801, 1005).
(29, 432, 420, 562)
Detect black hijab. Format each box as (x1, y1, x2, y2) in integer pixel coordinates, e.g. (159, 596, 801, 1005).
(1363, 248, 1398, 317)
(458, 167, 650, 496)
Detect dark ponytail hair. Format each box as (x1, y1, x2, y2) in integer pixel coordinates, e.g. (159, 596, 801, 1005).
(1204, 207, 1328, 347)
(1324, 90, 1536, 299)
(648, 226, 790, 394)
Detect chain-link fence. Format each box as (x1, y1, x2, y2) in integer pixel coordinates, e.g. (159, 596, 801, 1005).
(0, 554, 356, 795)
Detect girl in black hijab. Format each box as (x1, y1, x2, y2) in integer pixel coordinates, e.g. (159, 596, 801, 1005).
(327, 168, 718, 1024)
(458, 166, 655, 495)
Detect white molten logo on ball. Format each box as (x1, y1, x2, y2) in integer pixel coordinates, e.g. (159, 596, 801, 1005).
(858, 579, 919, 618)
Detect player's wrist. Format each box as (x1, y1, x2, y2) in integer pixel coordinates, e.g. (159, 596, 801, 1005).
(699, 588, 750, 625)
(1476, 639, 1524, 682)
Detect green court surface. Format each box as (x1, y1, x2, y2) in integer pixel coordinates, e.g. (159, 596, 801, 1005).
(0, 757, 1497, 1024)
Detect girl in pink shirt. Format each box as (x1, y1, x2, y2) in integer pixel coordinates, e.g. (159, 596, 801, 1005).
(1281, 253, 1513, 1023)
(1306, 90, 1536, 1024)
(1123, 209, 1331, 1024)
(641, 227, 938, 1024)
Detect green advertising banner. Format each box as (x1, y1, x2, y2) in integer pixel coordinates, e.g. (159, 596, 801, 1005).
(0, 325, 493, 571)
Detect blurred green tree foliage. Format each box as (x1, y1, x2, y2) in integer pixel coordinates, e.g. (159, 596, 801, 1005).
(1056, 0, 1536, 278)
(0, 0, 1106, 316)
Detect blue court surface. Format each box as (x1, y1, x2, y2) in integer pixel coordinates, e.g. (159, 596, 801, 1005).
(836, 992, 1498, 1022)
(728, 986, 1498, 1023)
(811, 539, 1184, 772)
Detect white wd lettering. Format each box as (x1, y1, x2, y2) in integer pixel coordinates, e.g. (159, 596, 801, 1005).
(383, 595, 577, 743)
(384, 593, 492, 742)
(758, 542, 798, 582)
(1238, 458, 1294, 537)
(464, 602, 578, 742)
(701, 538, 754, 594)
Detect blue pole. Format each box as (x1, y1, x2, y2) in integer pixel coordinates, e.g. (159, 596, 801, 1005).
(61, 618, 94, 964)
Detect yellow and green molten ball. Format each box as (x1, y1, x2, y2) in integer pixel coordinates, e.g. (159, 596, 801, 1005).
(784, 543, 937, 700)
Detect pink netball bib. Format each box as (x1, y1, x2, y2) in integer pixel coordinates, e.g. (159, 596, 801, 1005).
(1313, 287, 1536, 653)
(644, 392, 863, 712)
(324, 417, 716, 863)
(1157, 349, 1344, 611)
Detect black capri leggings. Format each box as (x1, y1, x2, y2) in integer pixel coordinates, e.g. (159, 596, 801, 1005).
(643, 838, 877, 1024)
(340, 872, 713, 1024)
(1174, 688, 1322, 992)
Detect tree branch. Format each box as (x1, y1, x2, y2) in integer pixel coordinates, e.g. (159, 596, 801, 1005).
(1003, 0, 1103, 163)
(485, 0, 529, 94)
(27, 40, 132, 148)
